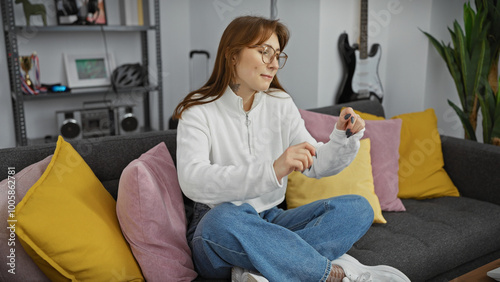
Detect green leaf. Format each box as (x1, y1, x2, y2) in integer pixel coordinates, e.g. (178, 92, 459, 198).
(475, 0, 486, 11)
(486, 79, 496, 115)
(448, 99, 477, 140)
(492, 78, 500, 140)
(470, 40, 489, 101)
(464, 3, 474, 48)
(454, 21, 471, 104)
(443, 46, 466, 109)
(447, 27, 462, 64)
(448, 26, 457, 48)
(470, 11, 486, 47)
(479, 90, 492, 143)
(479, 78, 500, 144)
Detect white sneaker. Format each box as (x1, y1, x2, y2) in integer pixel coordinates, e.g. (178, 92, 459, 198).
(231, 266, 268, 282)
(332, 254, 411, 282)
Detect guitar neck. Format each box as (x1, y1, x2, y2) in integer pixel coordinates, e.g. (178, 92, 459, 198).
(360, 0, 368, 59)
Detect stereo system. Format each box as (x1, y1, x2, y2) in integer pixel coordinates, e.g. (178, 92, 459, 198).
(56, 105, 142, 140)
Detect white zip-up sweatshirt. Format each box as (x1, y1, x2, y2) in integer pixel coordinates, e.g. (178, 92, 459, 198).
(176, 87, 364, 213)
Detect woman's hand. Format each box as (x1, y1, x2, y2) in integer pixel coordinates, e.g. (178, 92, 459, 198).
(273, 142, 316, 183)
(336, 107, 366, 138)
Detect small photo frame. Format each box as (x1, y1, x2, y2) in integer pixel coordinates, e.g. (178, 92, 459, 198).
(64, 53, 115, 88)
(55, 0, 107, 25)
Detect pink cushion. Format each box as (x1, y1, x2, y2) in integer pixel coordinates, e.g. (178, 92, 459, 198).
(117, 142, 197, 282)
(0, 156, 52, 281)
(299, 109, 406, 211)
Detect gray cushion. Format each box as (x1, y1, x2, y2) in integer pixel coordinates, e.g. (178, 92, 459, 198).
(348, 197, 500, 281)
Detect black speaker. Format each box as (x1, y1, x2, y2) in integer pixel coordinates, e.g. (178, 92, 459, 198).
(116, 105, 141, 135)
(56, 110, 82, 139)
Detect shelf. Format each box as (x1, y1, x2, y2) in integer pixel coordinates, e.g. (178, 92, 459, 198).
(10, 25, 156, 32)
(2, 0, 163, 146)
(20, 86, 159, 101)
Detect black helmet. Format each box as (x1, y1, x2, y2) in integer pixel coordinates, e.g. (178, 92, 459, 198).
(111, 63, 146, 90)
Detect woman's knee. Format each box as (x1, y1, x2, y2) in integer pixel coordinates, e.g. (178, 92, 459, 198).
(354, 195, 374, 224)
(328, 195, 374, 223)
(197, 202, 257, 237)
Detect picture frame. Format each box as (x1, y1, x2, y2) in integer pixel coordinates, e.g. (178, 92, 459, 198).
(63, 53, 115, 88)
(55, 0, 107, 25)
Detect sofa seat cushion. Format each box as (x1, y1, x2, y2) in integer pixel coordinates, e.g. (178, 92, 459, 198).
(347, 197, 500, 281)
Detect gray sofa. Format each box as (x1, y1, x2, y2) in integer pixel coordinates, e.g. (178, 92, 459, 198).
(1, 100, 500, 281)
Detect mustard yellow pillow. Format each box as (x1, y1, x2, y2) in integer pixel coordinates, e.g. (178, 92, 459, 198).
(15, 136, 144, 281)
(391, 109, 459, 199)
(286, 139, 386, 224)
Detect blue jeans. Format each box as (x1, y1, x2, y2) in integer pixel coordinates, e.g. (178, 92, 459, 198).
(187, 195, 373, 282)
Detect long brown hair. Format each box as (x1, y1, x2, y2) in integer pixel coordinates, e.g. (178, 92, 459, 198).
(173, 16, 290, 119)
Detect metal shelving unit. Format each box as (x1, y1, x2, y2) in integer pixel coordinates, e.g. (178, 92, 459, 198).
(1, 0, 163, 146)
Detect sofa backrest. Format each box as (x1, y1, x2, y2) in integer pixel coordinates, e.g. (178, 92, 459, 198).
(308, 99, 385, 118)
(0, 130, 178, 200)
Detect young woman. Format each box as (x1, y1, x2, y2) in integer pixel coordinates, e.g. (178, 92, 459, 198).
(173, 16, 409, 282)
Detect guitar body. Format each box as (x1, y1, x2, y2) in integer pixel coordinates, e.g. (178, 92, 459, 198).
(352, 43, 383, 100)
(337, 33, 358, 104)
(337, 33, 384, 104)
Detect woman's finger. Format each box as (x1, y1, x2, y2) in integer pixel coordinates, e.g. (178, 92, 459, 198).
(351, 114, 365, 135)
(337, 107, 355, 131)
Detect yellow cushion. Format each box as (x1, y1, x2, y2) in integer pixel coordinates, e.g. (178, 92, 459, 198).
(391, 109, 459, 199)
(15, 136, 144, 281)
(286, 139, 386, 224)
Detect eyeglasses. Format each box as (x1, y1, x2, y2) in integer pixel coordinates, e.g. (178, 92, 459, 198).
(249, 44, 288, 69)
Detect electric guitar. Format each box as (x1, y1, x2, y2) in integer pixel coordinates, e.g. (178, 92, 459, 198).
(337, 0, 383, 103)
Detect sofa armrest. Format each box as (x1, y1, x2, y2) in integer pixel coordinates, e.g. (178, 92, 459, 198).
(441, 135, 500, 206)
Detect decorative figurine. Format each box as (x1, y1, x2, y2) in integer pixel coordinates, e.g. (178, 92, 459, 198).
(15, 0, 47, 26)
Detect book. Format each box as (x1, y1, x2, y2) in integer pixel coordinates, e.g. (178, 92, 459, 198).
(120, 0, 138, 26)
(137, 0, 143, 26)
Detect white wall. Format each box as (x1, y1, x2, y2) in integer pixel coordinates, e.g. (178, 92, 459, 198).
(161, 0, 190, 126)
(369, 0, 434, 117)
(317, 0, 358, 107)
(275, 0, 320, 109)
(0, 0, 478, 148)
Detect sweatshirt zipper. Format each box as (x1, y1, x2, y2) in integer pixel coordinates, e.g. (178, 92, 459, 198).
(245, 113, 252, 154)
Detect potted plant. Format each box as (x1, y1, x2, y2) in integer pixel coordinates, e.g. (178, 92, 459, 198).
(422, 0, 500, 146)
